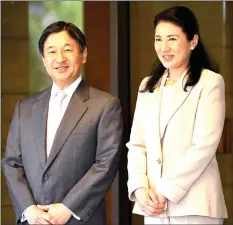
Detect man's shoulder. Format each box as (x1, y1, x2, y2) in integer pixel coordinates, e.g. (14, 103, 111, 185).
(88, 86, 118, 102)
(85, 86, 121, 111)
(20, 87, 51, 105)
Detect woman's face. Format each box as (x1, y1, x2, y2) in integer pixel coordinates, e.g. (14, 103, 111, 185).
(154, 21, 194, 71)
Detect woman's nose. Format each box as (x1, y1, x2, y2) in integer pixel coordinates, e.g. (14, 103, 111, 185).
(161, 41, 170, 52)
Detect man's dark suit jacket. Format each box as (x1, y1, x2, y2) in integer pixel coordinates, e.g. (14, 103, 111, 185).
(2, 80, 123, 225)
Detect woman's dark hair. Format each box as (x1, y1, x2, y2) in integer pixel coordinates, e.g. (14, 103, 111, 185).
(141, 6, 218, 93)
(38, 21, 86, 57)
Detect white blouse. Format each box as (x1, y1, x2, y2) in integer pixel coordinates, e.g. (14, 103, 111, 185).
(160, 84, 177, 134)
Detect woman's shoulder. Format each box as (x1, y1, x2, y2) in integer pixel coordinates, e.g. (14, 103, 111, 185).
(200, 69, 224, 85)
(199, 69, 224, 87)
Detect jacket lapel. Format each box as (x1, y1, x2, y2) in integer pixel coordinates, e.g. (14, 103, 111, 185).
(32, 88, 51, 168)
(151, 73, 167, 139)
(142, 70, 193, 180)
(144, 74, 167, 171)
(159, 71, 193, 139)
(44, 80, 89, 171)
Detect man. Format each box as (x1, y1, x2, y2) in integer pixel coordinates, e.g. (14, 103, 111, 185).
(2, 21, 123, 225)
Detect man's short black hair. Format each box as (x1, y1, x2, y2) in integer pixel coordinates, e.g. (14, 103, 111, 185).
(38, 21, 86, 56)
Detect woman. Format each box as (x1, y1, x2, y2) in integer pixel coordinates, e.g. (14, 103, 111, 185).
(127, 6, 228, 224)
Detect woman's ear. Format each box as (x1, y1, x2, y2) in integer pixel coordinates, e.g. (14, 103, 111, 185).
(190, 34, 199, 50)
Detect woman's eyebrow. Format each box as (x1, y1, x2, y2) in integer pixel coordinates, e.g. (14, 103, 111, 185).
(154, 34, 179, 37)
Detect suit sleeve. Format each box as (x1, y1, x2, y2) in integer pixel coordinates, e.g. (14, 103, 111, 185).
(156, 74, 225, 204)
(62, 97, 123, 223)
(126, 77, 149, 201)
(1, 101, 36, 223)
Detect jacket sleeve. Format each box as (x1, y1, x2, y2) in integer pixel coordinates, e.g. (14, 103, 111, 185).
(126, 77, 149, 201)
(156, 74, 225, 204)
(2, 101, 36, 223)
(62, 97, 123, 223)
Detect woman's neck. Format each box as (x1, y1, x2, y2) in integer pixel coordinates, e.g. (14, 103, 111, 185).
(168, 65, 188, 81)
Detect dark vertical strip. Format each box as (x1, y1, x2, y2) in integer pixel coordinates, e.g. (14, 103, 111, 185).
(117, 2, 132, 225)
(110, 2, 119, 225)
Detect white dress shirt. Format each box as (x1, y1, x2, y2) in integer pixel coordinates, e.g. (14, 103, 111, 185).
(46, 76, 82, 157)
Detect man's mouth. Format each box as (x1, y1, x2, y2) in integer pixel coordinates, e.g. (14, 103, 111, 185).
(55, 66, 69, 72)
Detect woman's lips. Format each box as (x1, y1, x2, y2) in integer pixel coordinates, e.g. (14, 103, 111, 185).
(162, 55, 174, 61)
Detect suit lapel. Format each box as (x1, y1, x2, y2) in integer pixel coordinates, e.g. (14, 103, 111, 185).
(44, 80, 89, 171)
(32, 88, 51, 168)
(159, 70, 193, 139)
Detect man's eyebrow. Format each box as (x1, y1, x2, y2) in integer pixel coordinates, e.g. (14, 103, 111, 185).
(46, 44, 72, 49)
(47, 46, 55, 49)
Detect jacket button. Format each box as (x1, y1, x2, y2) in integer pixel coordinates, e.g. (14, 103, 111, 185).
(156, 158, 161, 164)
(43, 174, 49, 180)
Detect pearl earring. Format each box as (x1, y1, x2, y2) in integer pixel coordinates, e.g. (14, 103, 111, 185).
(191, 46, 194, 50)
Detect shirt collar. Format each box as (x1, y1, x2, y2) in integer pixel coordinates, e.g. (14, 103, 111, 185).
(50, 75, 82, 99)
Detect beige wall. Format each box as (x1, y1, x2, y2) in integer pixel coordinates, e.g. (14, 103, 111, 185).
(130, 2, 233, 225)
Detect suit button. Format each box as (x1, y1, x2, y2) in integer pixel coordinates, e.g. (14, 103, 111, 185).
(43, 174, 49, 180)
(156, 158, 161, 164)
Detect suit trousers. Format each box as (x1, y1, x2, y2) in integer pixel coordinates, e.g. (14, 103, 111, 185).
(144, 215, 224, 224)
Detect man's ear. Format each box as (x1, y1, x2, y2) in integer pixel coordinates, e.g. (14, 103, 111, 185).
(42, 56, 46, 67)
(82, 47, 87, 64)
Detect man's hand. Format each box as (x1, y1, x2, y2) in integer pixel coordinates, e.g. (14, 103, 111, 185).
(134, 187, 166, 216)
(24, 205, 57, 224)
(37, 203, 72, 225)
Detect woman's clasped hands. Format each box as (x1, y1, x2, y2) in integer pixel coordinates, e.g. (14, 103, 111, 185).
(134, 187, 167, 216)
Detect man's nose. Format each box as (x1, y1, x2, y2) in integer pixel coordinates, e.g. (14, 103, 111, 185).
(56, 52, 66, 63)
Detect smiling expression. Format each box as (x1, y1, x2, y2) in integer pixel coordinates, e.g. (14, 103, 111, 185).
(154, 21, 194, 71)
(42, 30, 87, 89)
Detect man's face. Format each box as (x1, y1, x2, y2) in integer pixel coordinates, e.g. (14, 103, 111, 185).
(42, 30, 87, 89)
